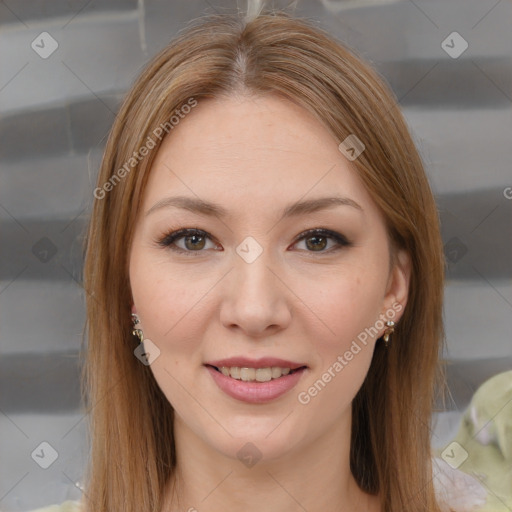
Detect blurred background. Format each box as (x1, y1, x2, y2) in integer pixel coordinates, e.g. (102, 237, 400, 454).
(0, 0, 511, 510)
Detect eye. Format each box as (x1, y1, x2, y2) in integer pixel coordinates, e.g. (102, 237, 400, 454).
(292, 228, 351, 253)
(157, 227, 351, 256)
(157, 228, 219, 256)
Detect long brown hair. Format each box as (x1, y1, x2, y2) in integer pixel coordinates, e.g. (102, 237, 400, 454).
(81, 8, 447, 512)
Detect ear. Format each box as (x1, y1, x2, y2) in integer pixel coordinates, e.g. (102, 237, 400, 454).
(131, 304, 137, 315)
(382, 249, 411, 324)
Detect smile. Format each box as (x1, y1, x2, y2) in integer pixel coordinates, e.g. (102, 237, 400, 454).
(210, 365, 305, 382)
(204, 364, 308, 403)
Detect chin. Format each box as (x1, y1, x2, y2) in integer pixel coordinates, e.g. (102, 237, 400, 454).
(218, 435, 298, 468)
(208, 417, 308, 464)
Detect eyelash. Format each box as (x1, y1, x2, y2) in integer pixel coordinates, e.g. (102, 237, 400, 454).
(156, 227, 352, 257)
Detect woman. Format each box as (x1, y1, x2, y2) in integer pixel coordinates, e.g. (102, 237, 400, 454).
(28, 5, 484, 512)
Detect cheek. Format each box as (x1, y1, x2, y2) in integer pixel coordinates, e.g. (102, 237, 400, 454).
(294, 270, 384, 417)
(129, 249, 208, 357)
(129, 260, 208, 410)
(299, 264, 385, 357)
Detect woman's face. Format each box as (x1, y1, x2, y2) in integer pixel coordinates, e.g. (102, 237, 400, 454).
(129, 94, 410, 464)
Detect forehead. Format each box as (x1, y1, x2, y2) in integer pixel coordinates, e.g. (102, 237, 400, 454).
(155, 94, 339, 167)
(142, 94, 380, 221)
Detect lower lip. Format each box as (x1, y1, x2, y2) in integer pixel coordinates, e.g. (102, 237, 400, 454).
(205, 365, 307, 404)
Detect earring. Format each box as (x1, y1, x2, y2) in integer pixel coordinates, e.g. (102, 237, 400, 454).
(383, 320, 395, 347)
(131, 313, 144, 343)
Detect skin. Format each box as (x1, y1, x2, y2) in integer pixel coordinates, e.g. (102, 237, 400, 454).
(129, 93, 410, 512)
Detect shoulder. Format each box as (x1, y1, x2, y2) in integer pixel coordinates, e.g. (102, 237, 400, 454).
(432, 370, 512, 511)
(433, 456, 489, 512)
(26, 500, 83, 512)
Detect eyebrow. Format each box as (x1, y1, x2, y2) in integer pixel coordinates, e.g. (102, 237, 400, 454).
(145, 195, 363, 219)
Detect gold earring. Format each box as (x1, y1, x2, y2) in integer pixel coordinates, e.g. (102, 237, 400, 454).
(383, 320, 395, 347)
(131, 313, 144, 343)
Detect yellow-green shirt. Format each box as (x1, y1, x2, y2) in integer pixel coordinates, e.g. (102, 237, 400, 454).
(27, 500, 82, 512)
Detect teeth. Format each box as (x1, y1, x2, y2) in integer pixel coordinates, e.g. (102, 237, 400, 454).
(271, 367, 282, 378)
(240, 367, 256, 381)
(217, 366, 295, 382)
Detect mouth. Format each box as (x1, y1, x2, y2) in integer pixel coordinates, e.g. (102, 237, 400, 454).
(205, 364, 308, 383)
(204, 363, 308, 403)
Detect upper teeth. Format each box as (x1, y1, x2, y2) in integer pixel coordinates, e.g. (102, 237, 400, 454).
(219, 366, 292, 382)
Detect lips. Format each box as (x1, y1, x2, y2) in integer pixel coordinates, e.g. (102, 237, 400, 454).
(203, 356, 309, 403)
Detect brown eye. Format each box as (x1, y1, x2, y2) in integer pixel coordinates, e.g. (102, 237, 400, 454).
(294, 229, 351, 254)
(183, 233, 206, 250)
(304, 234, 328, 252)
(157, 228, 218, 256)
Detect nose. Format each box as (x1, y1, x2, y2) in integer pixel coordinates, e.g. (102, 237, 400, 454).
(219, 252, 292, 337)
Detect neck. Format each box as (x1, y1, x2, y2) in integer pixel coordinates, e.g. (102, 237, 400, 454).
(161, 412, 381, 512)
